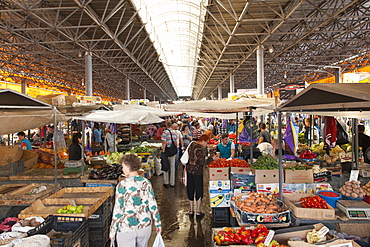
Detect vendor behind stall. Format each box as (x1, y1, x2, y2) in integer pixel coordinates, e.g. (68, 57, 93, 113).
(17, 131, 32, 150)
(68, 133, 83, 160)
(216, 133, 235, 158)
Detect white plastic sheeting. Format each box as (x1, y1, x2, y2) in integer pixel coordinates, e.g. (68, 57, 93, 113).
(74, 110, 163, 124)
(112, 104, 180, 117)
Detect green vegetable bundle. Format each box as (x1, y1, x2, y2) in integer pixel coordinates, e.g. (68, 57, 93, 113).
(131, 146, 154, 153)
(251, 155, 279, 170)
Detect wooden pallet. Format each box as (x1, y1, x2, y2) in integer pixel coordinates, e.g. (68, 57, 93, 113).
(18, 187, 113, 219)
(0, 183, 58, 206)
(9, 168, 81, 180)
(80, 175, 118, 185)
(325, 166, 342, 177)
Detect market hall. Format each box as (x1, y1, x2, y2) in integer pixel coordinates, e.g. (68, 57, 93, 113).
(0, 0, 370, 246)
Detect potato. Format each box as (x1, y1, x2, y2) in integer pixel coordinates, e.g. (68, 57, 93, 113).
(353, 188, 360, 194)
(359, 192, 365, 198)
(345, 181, 352, 186)
(351, 193, 358, 198)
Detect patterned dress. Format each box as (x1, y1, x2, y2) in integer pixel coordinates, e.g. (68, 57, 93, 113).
(109, 176, 161, 238)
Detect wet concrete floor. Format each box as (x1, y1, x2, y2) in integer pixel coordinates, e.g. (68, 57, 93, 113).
(147, 167, 215, 247)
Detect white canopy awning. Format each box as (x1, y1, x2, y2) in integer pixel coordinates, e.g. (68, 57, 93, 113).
(0, 89, 68, 135)
(113, 104, 181, 117)
(74, 110, 163, 125)
(165, 98, 276, 113)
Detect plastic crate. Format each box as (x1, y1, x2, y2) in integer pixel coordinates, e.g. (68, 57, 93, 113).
(212, 207, 230, 224)
(28, 215, 88, 247)
(88, 198, 113, 228)
(0, 159, 24, 176)
(89, 226, 110, 247)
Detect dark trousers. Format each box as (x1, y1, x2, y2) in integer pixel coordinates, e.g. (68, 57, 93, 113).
(186, 172, 203, 201)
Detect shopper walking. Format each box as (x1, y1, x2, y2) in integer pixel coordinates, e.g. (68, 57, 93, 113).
(181, 124, 193, 150)
(186, 134, 215, 218)
(110, 154, 161, 247)
(192, 123, 202, 141)
(161, 121, 179, 187)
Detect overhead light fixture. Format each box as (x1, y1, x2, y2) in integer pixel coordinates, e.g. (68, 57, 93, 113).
(268, 46, 274, 53)
(284, 71, 287, 79)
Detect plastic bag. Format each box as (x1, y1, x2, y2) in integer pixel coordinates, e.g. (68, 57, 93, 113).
(152, 233, 165, 247)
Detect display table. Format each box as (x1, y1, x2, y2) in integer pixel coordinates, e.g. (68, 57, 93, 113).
(80, 174, 118, 187)
(8, 169, 82, 180)
(291, 209, 370, 226)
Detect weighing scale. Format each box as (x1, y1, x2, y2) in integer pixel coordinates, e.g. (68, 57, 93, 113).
(337, 200, 370, 219)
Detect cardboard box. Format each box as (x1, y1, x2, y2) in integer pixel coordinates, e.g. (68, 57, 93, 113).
(65, 95, 78, 105)
(51, 94, 66, 106)
(283, 193, 335, 220)
(306, 182, 333, 194)
(257, 183, 279, 195)
(209, 167, 229, 181)
(314, 171, 332, 182)
(237, 206, 291, 225)
(210, 193, 231, 207)
(209, 180, 231, 193)
(22, 150, 38, 170)
(284, 168, 314, 183)
(337, 223, 370, 238)
(274, 223, 360, 247)
(0, 146, 23, 165)
(283, 183, 306, 193)
(231, 174, 255, 193)
(252, 169, 280, 183)
(230, 167, 253, 174)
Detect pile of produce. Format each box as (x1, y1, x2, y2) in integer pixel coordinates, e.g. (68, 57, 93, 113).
(57, 204, 84, 214)
(208, 139, 220, 145)
(129, 145, 154, 153)
(299, 150, 317, 159)
(213, 225, 287, 246)
(232, 192, 283, 214)
(299, 195, 329, 209)
(34, 148, 64, 169)
(20, 217, 41, 227)
(88, 163, 122, 180)
(339, 180, 365, 198)
(0, 217, 18, 233)
(362, 181, 370, 196)
(228, 133, 236, 139)
(208, 158, 250, 168)
(251, 155, 278, 170)
(106, 152, 126, 164)
(284, 163, 308, 171)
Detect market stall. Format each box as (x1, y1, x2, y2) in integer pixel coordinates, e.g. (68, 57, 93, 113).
(273, 83, 370, 236)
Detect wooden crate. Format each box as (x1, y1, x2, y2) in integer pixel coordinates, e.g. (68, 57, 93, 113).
(9, 168, 81, 180)
(18, 187, 113, 219)
(325, 166, 342, 177)
(80, 174, 118, 185)
(0, 183, 57, 205)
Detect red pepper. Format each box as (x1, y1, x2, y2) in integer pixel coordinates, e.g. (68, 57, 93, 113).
(255, 233, 266, 244)
(256, 224, 268, 232)
(251, 229, 259, 238)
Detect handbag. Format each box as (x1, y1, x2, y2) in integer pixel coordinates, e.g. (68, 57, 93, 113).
(164, 130, 177, 157)
(180, 141, 193, 165)
(152, 233, 165, 247)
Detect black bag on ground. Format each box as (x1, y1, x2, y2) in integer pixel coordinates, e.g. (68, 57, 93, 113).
(164, 130, 177, 157)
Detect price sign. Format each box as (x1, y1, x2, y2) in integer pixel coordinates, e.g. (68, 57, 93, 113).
(349, 170, 359, 181)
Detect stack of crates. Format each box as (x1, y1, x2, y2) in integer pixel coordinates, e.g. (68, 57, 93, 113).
(88, 196, 114, 247)
(28, 215, 88, 247)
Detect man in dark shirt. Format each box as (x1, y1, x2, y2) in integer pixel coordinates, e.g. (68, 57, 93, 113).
(258, 123, 271, 144)
(358, 125, 370, 157)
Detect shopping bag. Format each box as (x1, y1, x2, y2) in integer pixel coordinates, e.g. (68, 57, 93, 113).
(182, 166, 187, 186)
(180, 141, 193, 165)
(152, 233, 165, 247)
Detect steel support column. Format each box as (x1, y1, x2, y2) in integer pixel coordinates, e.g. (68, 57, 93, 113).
(218, 85, 222, 100)
(335, 68, 341, 84)
(85, 52, 93, 96)
(230, 74, 235, 94)
(126, 78, 130, 100)
(257, 47, 264, 96)
(144, 88, 147, 100)
(21, 78, 26, 94)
